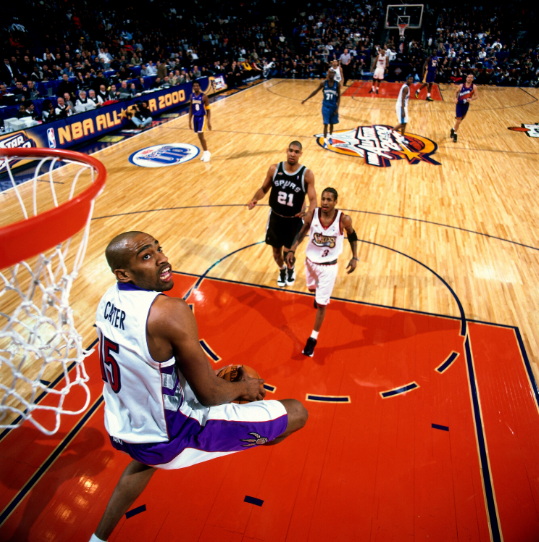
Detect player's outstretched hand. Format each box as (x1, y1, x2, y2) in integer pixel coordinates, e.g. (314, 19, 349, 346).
(346, 258, 357, 274)
(208, 121, 212, 131)
(247, 199, 257, 210)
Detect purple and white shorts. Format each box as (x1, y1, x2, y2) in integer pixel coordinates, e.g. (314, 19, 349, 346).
(110, 400, 288, 470)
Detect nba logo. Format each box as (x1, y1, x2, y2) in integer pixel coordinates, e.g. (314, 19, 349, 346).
(47, 128, 56, 149)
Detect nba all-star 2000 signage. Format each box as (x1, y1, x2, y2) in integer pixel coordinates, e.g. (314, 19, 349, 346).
(129, 144, 200, 167)
(508, 123, 539, 138)
(316, 125, 441, 167)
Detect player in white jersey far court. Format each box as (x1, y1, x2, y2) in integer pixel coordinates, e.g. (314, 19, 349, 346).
(89, 231, 308, 542)
(287, 188, 358, 357)
(394, 75, 414, 136)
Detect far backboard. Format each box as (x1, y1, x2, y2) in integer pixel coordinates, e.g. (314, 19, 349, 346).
(385, 4, 424, 29)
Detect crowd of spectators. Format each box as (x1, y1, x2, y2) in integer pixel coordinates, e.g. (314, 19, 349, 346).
(0, 0, 538, 129)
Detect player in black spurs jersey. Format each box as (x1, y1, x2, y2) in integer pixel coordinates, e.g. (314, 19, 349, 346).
(248, 141, 317, 287)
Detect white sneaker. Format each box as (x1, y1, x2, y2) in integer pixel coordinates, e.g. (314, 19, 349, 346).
(202, 151, 211, 163)
(322, 138, 328, 149)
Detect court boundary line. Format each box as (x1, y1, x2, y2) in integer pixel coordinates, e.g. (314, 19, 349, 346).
(92, 203, 539, 253)
(0, 394, 104, 528)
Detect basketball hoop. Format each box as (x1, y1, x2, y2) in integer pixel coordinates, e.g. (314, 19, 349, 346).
(0, 148, 106, 434)
(398, 23, 409, 41)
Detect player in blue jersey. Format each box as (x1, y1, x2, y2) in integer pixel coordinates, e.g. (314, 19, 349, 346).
(301, 69, 341, 148)
(415, 54, 439, 101)
(188, 81, 212, 162)
(451, 73, 478, 142)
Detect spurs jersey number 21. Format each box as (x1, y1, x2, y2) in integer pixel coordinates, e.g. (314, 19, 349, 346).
(268, 162, 307, 217)
(306, 208, 344, 263)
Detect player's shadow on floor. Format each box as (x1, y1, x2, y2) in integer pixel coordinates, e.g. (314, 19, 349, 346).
(289, 298, 462, 366)
(1, 426, 112, 542)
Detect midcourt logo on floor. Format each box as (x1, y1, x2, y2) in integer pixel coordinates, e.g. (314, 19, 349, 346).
(315, 125, 441, 167)
(508, 123, 539, 138)
(129, 144, 200, 167)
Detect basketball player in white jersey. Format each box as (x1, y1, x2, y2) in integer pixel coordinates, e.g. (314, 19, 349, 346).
(89, 232, 308, 542)
(248, 142, 317, 288)
(328, 59, 343, 84)
(370, 46, 388, 94)
(394, 75, 414, 136)
(286, 188, 358, 357)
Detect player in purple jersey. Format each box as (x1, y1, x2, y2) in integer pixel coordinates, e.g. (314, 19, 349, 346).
(415, 54, 439, 101)
(189, 80, 212, 162)
(451, 73, 478, 142)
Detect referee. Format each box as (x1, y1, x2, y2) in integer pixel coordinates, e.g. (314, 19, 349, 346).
(339, 49, 351, 86)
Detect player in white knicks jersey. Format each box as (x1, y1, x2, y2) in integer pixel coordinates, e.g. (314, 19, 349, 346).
(394, 75, 414, 136)
(89, 231, 308, 542)
(287, 188, 358, 357)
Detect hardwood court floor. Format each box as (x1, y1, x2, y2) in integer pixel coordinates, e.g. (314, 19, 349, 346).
(1, 79, 539, 541)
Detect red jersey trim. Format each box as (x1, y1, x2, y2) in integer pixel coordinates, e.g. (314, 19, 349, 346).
(319, 208, 340, 230)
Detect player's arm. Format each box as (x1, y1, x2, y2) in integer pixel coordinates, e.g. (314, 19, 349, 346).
(336, 82, 341, 110)
(248, 164, 276, 210)
(302, 81, 324, 104)
(370, 54, 378, 71)
(188, 101, 193, 128)
(286, 210, 314, 266)
(203, 94, 212, 129)
(342, 214, 358, 274)
(300, 168, 317, 218)
(423, 58, 429, 75)
(150, 296, 265, 406)
(454, 84, 462, 104)
(470, 84, 479, 101)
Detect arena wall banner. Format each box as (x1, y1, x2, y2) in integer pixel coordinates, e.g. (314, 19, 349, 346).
(0, 77, 222, 171)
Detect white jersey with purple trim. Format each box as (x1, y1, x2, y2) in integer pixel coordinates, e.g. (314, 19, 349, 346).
(305, 208, 344, 264)
(96, 282, 202, 444)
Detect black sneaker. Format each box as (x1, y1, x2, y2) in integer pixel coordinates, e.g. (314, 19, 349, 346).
(415, 89, 420, 99)
(277, 268, 287, 287)
(426, 96, 434, 101)
(450, 128, 454, 138)
(302, 337, 317, 357)
(453, 133, 457, 143)
(375, 89, 379, 94)
(369, 88, 374, 94)
(286, 267, 295, 286)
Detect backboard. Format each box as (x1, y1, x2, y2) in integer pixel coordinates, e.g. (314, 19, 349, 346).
(385, 4, 424, 29)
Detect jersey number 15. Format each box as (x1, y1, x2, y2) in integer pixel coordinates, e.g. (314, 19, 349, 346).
(99, 336, 122, 393)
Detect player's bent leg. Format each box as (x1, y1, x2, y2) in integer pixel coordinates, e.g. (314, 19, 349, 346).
(264, 399, 308, 445)
(93, 460, 156, 541)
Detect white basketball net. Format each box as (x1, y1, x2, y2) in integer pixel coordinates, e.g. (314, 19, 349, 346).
(0, 154, 97, 435)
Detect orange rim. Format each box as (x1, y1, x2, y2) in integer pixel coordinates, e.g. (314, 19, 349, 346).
(0, 148, 107, 269)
